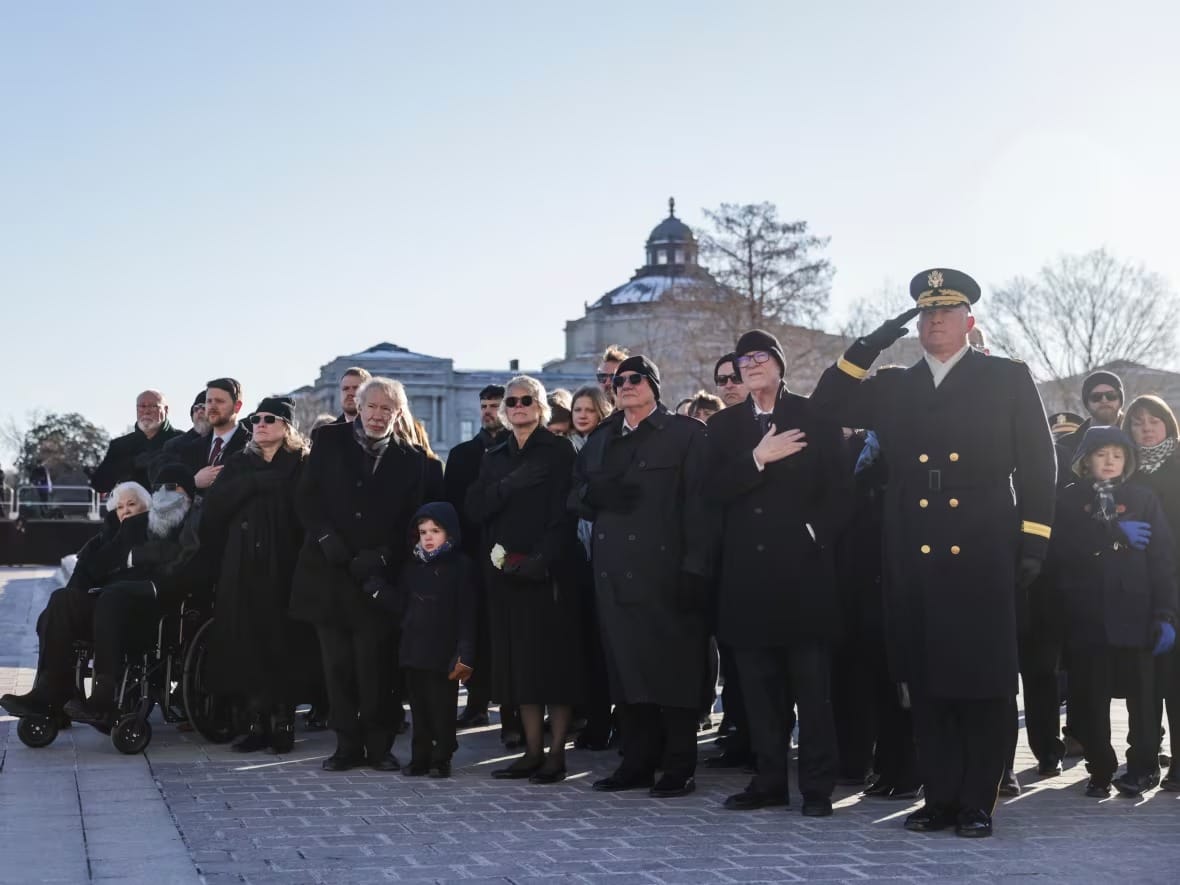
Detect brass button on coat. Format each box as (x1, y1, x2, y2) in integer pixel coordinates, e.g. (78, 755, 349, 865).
(951, 545, 961, 555)
(919, 454, 929, 463)
(920, 545, 931, 554)
(949, 498, 960, 508)
(919, 499, 929, 508)
(949, 452, 960, 462)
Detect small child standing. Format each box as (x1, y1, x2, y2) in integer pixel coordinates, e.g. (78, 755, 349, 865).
(378, 501, 476, 778)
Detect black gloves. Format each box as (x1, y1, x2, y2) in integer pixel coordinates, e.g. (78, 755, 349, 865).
(498, 461, 548, 497)
(363, 575, 399, 613)
(858, 307, 921, 353)
(349, 547, 390, 583)
(584, 475, 641, 514)
(317, 532, 351, 566)
(1017, 556, 1042, 591)
(503, 553, 549, 583)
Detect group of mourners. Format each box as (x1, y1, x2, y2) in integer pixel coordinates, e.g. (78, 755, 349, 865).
(2, 266, 1177, 840)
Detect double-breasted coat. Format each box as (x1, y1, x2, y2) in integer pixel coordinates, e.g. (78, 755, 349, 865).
(706, 384, 854, 649)
(810, 345, 1057, 698)
(571, 405, 713, 710)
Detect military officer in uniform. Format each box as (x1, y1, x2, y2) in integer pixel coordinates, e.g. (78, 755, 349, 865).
(809, 268, 1057, 838)
(1048, 412, 1084, 441)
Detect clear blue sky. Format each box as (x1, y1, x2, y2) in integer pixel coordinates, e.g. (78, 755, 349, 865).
(3, 1, 1177, 456)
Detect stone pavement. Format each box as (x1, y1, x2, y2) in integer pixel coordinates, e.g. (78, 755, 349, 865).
(1, 567, 1178, 885)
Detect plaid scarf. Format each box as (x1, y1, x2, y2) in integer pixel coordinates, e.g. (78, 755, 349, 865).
(353, 416, 392, 473)
(1091, 479, 1120, 524)
(1137, 437, 1177, 475)
(413, 540, 453, 563)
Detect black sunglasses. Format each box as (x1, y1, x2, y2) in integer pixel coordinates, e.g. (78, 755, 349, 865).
(595, 372, 615, 384)
(249, 414, 285, 425)
(715, 373, 740, 386)
(504, 395, 535, 408)
(613, 372, 646, 388)
(1088, 391, 1120, 403)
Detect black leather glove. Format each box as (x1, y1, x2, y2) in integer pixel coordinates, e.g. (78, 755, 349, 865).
(585, 475, 641, 514)
(859, 307, 921, 352)
(363, 574, 399, 613)
(349, 547, 390, 583)
(503, 553, 549, 583)
(317, 531, 351, 566)
(498, 461, 548, 497)
(1017, 556, 1042, 591)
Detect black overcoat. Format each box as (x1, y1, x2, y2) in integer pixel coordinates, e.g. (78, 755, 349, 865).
(443, 430, 501, 560)
(706, 385, 854, 648)
(169, 424, 251, 479)
(392, 551, 478, 674)
(289, 423, 425, 628)
(89, 422, 184, 493)
(810, 346, 1057, 698)
(571, 405, 712, 710)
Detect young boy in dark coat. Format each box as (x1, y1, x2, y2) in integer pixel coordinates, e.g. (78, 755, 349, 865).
(375, 501, 476, 778)
(1049, 426, 1178, 797)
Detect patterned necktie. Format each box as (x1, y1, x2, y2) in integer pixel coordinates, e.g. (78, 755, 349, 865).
(757, 413, 772, 436)
(208, 436, 224, 466)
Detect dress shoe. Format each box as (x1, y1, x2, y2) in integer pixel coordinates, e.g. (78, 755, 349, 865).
(704, 751, 753, 769)
(869, 783, 922, 800)
(455, 708, 489, 729)
(529, 766, 567, 784)
(403, 762, 429, 777)
(1036, 757, 1063, 777)
(904, 805, 956, 833)
(650, 775, 695, 798)
(232, 731, 271, 753)
(370, 753, 401, 772)
(430, 761, 452, 779)
(801, 795, 833, 817)
(954, 808, 993, 838)
(492, 755, 544, 779)
(592, 771, 655, 792)
(862, 779, 892, 797)
(0, 691, 51, 719)
(724, 788, 787, 810)
(998, 768, 1021, 797)
(1161, 767, 1180, 792)
(1085, 779, 1111, 798)
(62, 697, 116, 731)
(1113, 770, 1160, 797)
(322, 751, 364, 772)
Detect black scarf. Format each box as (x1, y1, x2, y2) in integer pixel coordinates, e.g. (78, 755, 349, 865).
(352, 417, 392, 473)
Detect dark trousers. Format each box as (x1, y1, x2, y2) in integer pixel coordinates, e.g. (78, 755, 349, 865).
(734, 643, 838, 799)
(911, 692, 1007, 813)
(618, 703, 698, 778)
(717, 641, 751, 758)
(832, 639, 875, 779)
(869, 643, 917, 786)
(317, 621, 395, 757)
(1144, 647, 1178, 763)
(92, 581, 159, 680)
(405, 668, 459, 766)
(578, 582, 613, 742)
(1006, 628, 1065, 767)
(1071, 645, 1157, 781)
(36, 586, 97, 697)
(463, 585, 492, 713)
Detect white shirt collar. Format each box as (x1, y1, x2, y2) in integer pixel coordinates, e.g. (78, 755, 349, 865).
(210, 422, 238, 450)
(924, 344, 972, 389)
(622, 405, 658, 433)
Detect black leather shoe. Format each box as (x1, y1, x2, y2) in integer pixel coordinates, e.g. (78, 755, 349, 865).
(1085, 779, 1111, 798)
(862, 778, 891, 797)
(62, 697, 116, 731)
(430, 761, 452, 779)
(1161, 767, 1180, 792)
(371, 753, 401, 772)
(232, 731, 271, 753)
(529, 766, 567, 784)
(904, 805, 956, 833)
(878, 784, 923, 800)
(954, 808, 993, 838)
(455, 708, 489, 729)
(1113, 771, 1160, 796)
(592, 771, 655, 792)
(801, 795, 833, 817)
(723, 788, 787, 810)
(269, 721, 295, 754)
(704, 752, 753, 769)
(1036, 757, 1063, 777)
(998, 768, 1021, 797)
(0, 691, 51, 719)
(492, 755, 544, 779)
(650, 775, 695, 798)
(403, 762, 429, 777)
(322, 751, 363, 772)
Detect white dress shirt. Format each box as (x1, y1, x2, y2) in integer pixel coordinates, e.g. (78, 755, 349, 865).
(924, 344, 971, 389)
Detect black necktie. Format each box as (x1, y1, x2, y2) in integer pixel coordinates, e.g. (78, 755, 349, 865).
(757, 413, 772, 435)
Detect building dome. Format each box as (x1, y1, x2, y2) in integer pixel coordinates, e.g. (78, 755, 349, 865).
(646, 198, 696, 246)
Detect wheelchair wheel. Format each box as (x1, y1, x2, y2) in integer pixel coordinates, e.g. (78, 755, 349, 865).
(17, 716, 59, 748)
(111, 716, 152, 755)
(181, 618, 238, 743)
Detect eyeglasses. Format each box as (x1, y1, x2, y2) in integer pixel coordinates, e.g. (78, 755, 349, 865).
(504, 395, 535, 408)
(249, 414, 285, 425)
(1088, 391, 1120, 403)
(595, 373, 615, 384)
(715, 373, 740, 386)
(735, 351, 771, 369)
(153, 482, 183, 492)
(613, 373, 646, 388)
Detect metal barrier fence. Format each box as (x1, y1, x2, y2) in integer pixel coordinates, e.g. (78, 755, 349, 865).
(8, 485, 102, 521)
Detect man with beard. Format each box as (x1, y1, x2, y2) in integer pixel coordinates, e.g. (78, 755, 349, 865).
(445, 385, 505, 728)
(333, 367, 372, 425)
(174, 378, 250, 492)
(163, 391, 212, 455)
(64, 464, 206, 727)
(89, 390, 185, 493)
(1055, 371, 1126, 484)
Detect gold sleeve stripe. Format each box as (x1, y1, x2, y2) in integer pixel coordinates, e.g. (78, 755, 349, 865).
(1021, 521, 1052, 539)
(837, 357, 868, 380)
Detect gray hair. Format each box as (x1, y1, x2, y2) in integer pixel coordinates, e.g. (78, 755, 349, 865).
(356, 376, 408, 411)
(498, 375, 551, 427)
(107, 481, 152, 513)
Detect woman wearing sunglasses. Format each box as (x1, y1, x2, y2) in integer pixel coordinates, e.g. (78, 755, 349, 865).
(465, 375, 584, 783)
(203, 396, 319, 754)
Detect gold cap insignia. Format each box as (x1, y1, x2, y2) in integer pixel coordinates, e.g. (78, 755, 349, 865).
(927, 270, 944, 289)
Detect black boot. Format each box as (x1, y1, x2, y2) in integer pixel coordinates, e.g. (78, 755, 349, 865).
(232, 714, 271, 753)
(62, 675, 117, 730)
(269, 709, 295, 754)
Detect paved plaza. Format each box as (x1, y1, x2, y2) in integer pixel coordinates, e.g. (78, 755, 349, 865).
(1, 567, 1177, 885)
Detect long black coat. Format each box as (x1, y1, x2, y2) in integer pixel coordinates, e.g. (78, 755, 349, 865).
(202, 447, 319, 704)
(811, 345, 1057, 698)
(444, 429, 502, 560)
(465, 427, 583, 704)
(393, 551, 478, 674)
(706, 385, 853, 648)
(572, 405, 712, 710)
(289, 423, 425, 628)
(1049, 480, 1177, 648)
(89, 422, 184, 493)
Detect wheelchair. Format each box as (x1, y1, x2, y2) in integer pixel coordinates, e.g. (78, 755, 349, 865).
(15, 593, 240, 755)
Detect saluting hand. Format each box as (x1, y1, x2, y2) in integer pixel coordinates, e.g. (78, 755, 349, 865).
(860, 307, 921, 352)
(753, 425, 807, 467)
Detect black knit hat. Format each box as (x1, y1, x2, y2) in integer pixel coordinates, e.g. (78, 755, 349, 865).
(614, 355, 661, 402)
(191, 390, 206, 409)
(1082, 370, 1124, 406)
(735, 329, 786, 376)
(153, 461, 197, 500)
(254, 396, 294, 423)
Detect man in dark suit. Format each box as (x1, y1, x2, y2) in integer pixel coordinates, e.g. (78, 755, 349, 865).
(171, 378, 249, 493)
(809, 268, 1057, 838)
(444, 384, 505, 728)
(88, 389, 185, 493)
(706, 330, 853, 817)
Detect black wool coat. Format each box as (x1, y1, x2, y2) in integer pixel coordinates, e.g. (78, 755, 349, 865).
(1130, 454, 1180, 580)
(1049, 480, 1178, 649)
(169, 424, 251, 481)
(89, 422, 185, 493)
(444, 429, 502, 560)
(572, 405, 713, 709)
(289, 423, 425, 628)
(392, 551, 477, 674)
(810, 345, 1057, 699)
(706, 385, 854, 649)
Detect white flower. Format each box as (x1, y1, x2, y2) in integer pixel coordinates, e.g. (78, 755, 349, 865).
(489, 543, 507, 570)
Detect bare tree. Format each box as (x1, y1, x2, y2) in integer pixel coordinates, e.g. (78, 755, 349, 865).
(698, 202, 834, 329)
(839, 279, 913, 340)
(986, 249, 1178, 392)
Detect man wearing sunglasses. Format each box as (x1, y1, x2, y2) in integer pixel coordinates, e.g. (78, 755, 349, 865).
(573, 355, 713, 799)
(714, 352, 748, 408)
(596, 344, 630, 405)
(1055, 371, 1125, 484)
